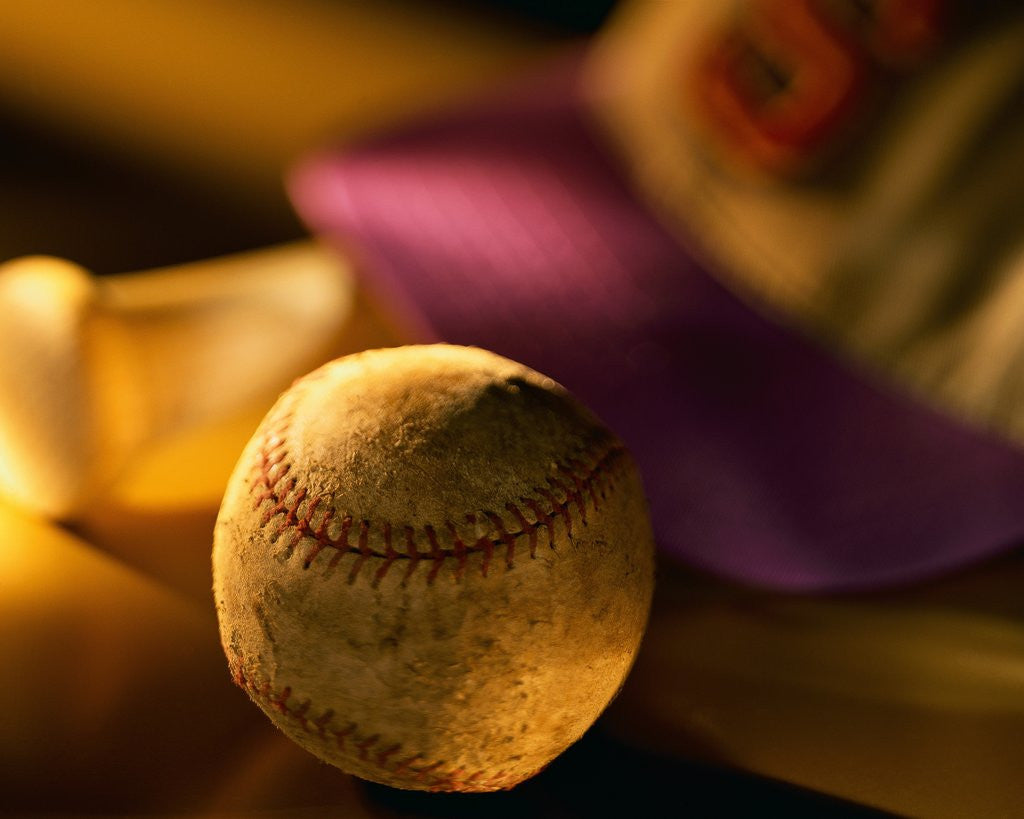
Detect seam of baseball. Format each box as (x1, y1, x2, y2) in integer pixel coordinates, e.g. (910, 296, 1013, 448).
(232, 663, 530, 792)
(247, 388, 628, 587)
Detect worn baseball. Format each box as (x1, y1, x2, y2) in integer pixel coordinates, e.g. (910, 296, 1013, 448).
(212, 344, 655, 792)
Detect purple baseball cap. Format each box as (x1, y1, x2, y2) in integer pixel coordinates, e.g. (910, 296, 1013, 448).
(287, 51, 1024, 592)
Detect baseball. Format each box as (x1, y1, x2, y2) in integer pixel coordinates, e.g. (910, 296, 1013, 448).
(212, 344, 655, 792)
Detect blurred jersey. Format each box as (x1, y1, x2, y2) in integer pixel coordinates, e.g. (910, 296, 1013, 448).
(593, 0, 1024, 444)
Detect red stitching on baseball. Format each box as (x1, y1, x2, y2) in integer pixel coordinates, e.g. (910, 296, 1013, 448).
(558, 463, 590, 524)
(462, 514, 495, 578)
(394, 754, 422, 777)
(356, 734, 380, 760)
(536, 486, 567, 539)
(357, 520, 371, 557)
(374, 523, 398, 588)
(504, 502, 535, 558)
(377, 744, 402, 766)
(334, 722, 356, 751)
(449, 519, 471, 580)
(485, 510, 516, 569)
(425, 525, 445, 584)
(248, 389, 628, 585)
(233, 664, 525, 792)
(338, 515, 353, 549)
(313, 709, 335, 734)
(521, 498, 553, 550)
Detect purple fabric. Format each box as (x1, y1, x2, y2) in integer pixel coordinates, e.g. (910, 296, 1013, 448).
(289, 58, 1024, 591)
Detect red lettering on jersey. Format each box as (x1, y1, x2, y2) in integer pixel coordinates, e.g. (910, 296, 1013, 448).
(689, 0, 944, 175)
